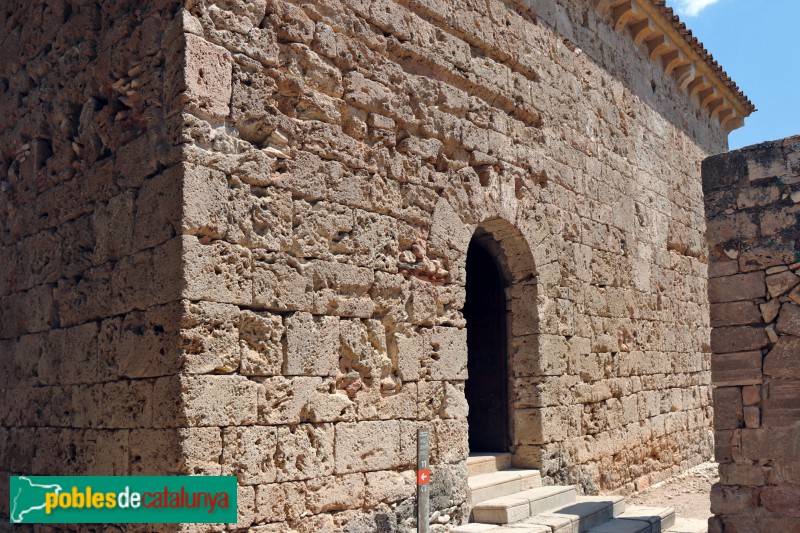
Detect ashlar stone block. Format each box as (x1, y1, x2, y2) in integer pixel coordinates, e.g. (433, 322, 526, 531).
(421, 327, 467, 380)
(334, 420, 401, 473)
(221, 426, 278, 484)
(285, 312, 339, 376)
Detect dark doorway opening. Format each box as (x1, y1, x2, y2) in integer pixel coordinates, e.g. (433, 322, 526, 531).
(464, 237, 509, 453)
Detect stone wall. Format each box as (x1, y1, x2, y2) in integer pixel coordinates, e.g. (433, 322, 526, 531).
(704, 135, 800, 533)
(0, 0, 192, 524)
(1, 0, 733, 530)
(169, 0, 725, 529)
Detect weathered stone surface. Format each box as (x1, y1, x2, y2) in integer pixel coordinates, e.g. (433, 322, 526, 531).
(710, 326, 769, 353)
(257, 376, 355, 424)
(761, 299, 782, 323)
(222, 426, 278, 484)
(764, 336, 800, 379)
(421, 327, 467, 380)
(711, 301, 762, 328)
(284, 312, 339, 376)
(713, 387, 743, 430)
(334, 421, 401, 473)
(712, 351, 762, 387)
(275, 423, 335, 481)
(767, 271, 800, 298)
(705, 138, 800, 531)
(776, 303, 800, 336)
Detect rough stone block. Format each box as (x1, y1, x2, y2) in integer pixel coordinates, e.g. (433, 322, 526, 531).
(708, 272, 766, 303)
(710, 301, 762, 328)
(335, 420, 401, 473)
(154, 375, 259, 427)
(776, 302, 800, 336)
(285, 312, 339, 376)
(252, 256, 312, 312)
(711, 351, 762, 387)
(276, 423, 334, 481)
(130, 428, 221, 475)
(713, 387, 743, 430)
(180, 301, 241, 374)
(305, 473, 365, 513)
(763, 379, 800, 427)
(764, 336, 800, 378)
(183, 235, 253, 305)
(222, 426, 277, 484)
(761, 299, 782, 324)
(393, 330, 423, 381)
(767, 271, 800, 298)
(364, 470, 415, 507)
(254, 481, 307, 523)
(710, 326, 768, 354)
(710, 484, 757, 515)
(257, 376, 354, 424)
(239, 310, 284, 376)
(421, 327, 467, 380)
(761, 485, 800, 518)
(179, 33, 233, 119)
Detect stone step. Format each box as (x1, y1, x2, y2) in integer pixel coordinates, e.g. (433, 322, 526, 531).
(587, 505, 675, 533)
(525, 495, 626, 533)
(665, 517, 708, 533)
(449, 523, 550, 532)
(468, 469, 543, 505)
(472, 486, 577, 524)
(467, 453, 514, 477)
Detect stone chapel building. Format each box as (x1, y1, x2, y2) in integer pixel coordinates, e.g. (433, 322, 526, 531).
(0, 0, 753, 530)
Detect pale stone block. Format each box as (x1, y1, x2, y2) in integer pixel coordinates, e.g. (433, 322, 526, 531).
(305, 473, 366, 513)
(154, 375, 258, 427)
(182, 235, 253, 305)
(257, 376, 354, 424)
(422, 327, 467, 380)
(229, 484, 256, 530)
(181, 301, 241, 374)
(221, 426, 277, 484)
(239, 310, 284, 376)
(364, 470, 415, 507)
(275, 423, 335, 481)
(339, 318, 391, 381)
(335, 420, 401, 473)
(252, 255, 312, 312)
(354, 381, 417, 420)
(183, 163, 229, 239)
(433, 418, 469, 464)
(308, 260, 375, 318)
(130, 428, 222, 475)
(285, 312, 339, 376)
(254, 482, 307, 523)
(181, 33, 233, 119)
(392, 330, 423, 382)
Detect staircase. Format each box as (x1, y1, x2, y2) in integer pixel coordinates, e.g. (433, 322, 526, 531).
(450, 454, 707, 533)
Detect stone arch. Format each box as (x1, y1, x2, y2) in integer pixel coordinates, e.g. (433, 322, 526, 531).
(426, 175, 560, 469)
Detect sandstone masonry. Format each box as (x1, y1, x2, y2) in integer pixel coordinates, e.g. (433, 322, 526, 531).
(704, 136, 800, 533)
(1, 0, 752, 531)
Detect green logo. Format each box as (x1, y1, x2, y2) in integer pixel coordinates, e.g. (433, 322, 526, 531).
(9, 476, 237, 524)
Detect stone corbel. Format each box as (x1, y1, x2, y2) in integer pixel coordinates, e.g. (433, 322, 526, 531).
(645, 35, 672, 61)
(687, 75, 710, 99)
(611, 1, 638, 32)
(698, 86, 718, 108)
(629, 18, 657, 46)
(673, 63, 696, 91)
(661, 49, 688, 77)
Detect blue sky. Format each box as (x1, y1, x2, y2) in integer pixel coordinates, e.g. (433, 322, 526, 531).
(672, 0, 800, 150)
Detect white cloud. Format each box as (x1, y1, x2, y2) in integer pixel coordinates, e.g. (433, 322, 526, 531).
(674, 0, 722, 17)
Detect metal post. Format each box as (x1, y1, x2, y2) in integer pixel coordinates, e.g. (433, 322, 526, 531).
(417, 427, 430, 533)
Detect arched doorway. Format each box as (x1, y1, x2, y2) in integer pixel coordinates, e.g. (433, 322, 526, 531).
(464, 234, 509, 452)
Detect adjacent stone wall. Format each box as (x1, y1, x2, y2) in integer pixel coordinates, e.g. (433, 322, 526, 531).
(169, 0, 724, 529)
(0, 0, 193, 525)
(1, 0, 732, 530)
(704, 135, 800, 533)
